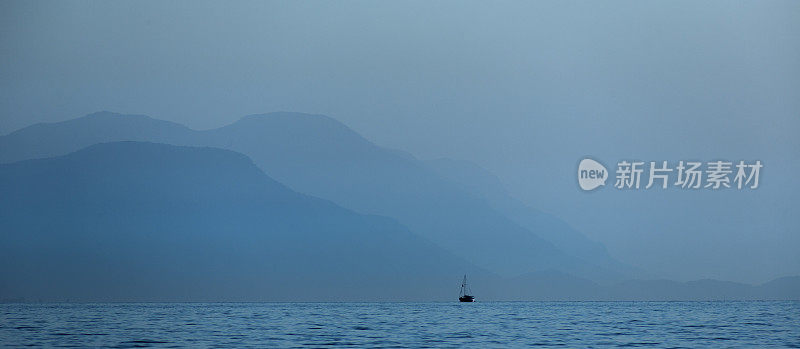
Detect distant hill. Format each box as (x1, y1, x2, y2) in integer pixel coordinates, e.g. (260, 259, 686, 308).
(757, 276, 800, 300)
(0, 142, 486, 302)
(490, 273, 800, 301)
(595, 276, 800, 301)
(0, 111, 197, 163)
(0, 112, 633, 282)
(425, 158, 644, 281)
(0, 141, 796, 301)
(1, 113, 797, 301)
(202, 113, 607, 279)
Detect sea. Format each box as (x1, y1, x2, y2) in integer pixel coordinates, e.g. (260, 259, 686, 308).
(1, 301, 798, 347)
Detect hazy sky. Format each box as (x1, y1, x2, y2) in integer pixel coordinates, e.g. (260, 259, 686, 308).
(2, 0, 798, 283)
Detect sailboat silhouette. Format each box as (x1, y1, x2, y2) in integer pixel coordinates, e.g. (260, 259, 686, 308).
(458, 274, 475, 302)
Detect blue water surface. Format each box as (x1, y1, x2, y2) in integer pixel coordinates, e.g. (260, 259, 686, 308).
(1, 301, 799, 347)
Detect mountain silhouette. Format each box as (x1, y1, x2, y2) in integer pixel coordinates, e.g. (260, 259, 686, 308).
(424, 158, 644, 280)
(0, 142, 486, 301)
(204, 113, 594, 278)
(0, 112, 197, 163)
(0, 111, 629, 281)
(0, 140, 796, 301)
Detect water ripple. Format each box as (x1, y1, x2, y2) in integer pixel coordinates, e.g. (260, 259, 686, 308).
(0, 301, 797, 347)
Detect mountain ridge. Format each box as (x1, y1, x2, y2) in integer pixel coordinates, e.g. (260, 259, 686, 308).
(0, 111, 631, 282)
(0, 141, 490, 301)
(0, 140, 797, 301)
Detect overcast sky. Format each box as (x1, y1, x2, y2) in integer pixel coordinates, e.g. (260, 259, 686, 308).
(2, 0, 798, 283)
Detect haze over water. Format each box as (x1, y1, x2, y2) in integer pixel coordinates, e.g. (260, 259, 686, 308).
(2, 0, 798, 284)
(1, 1, 798, 347)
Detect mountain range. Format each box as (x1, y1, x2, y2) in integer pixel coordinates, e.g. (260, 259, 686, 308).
(0, 111, 797, 301)
(0, 111, 628, 282)
(0, 141, 487, 301)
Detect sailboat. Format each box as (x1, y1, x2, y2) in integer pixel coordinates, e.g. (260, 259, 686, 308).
(458, 274, 475, 302)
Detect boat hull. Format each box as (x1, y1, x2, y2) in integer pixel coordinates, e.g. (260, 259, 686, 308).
(458, 296, 475, 302)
